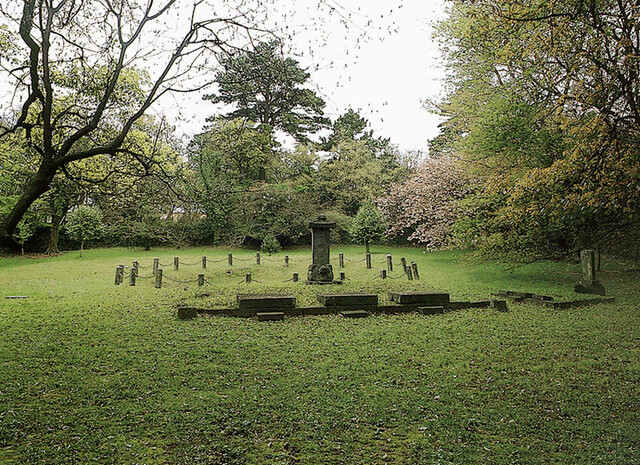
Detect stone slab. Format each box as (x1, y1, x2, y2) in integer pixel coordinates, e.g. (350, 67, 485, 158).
(317, 293, 378, 307)
(498, 290, 554, 301)
(545, 296, 615, 309)
(469, 300, 492, 308)
(177, 307, 198, 320)
(574, 282, 606, 296)
(491, 300, 509, 312)
(237, 294, 296, 310)
(419, 306, 446, 315)
(256, 312, 285, 321)
(448, 301, 471, 310)
(340, 310, 369, 318)
(388, 292, 450, 305)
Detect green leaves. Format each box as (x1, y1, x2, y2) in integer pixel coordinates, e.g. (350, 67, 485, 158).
(350, 201, 387, 249)
(432, 0, 640, 256)
(205, 40, 328, 142)
(65, 205, 104, 253)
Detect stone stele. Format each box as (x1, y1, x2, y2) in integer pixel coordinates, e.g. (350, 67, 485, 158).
(307, 215, 336, 282)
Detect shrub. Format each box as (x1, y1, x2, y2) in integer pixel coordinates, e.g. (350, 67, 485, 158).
(261, 233, 281, 255)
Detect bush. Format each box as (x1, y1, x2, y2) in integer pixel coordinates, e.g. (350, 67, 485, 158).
(261, 234, 281, 255)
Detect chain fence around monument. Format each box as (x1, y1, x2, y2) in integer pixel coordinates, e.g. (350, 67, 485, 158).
(111, 251, 419, 288)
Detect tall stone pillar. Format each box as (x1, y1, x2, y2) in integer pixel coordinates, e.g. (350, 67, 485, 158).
(574, 249, 606, 295)
(307, 215, 336, 283)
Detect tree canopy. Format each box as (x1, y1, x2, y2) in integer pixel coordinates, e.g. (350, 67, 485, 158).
(0, 0, 275, 250)
(204, 40, 328, 142)
(426, 0, 640, 257)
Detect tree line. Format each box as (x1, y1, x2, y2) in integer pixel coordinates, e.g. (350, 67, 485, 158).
(1, 0, 638, 261)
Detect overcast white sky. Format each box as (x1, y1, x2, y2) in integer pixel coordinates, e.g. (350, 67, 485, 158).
(0, 0, 449, 154)
(159, 0, 449, 153)
(304, 1, 449, 152)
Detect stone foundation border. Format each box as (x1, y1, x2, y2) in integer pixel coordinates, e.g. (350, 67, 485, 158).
(177, 292, 509, 320)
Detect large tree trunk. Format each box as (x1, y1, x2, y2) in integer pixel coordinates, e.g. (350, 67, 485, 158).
(45, 196, 68, 255)
(46, 220, 61, 255)
(0, 160, 57, 250)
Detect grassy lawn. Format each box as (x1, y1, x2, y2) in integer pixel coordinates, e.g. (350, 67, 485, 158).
(0, 246, 638, 464)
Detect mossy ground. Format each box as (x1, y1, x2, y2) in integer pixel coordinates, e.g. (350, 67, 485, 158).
(1, 246, 638, 464)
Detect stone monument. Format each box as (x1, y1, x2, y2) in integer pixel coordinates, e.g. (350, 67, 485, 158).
(574, 249, 605, 295)
(307, 215, 336, 283)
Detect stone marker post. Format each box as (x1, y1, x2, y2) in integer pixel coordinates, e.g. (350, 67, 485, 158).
(153, 258, 159, 274)
(155, 269, 163, 288)
(285, 255, 289, 267)
(228, 253, 233, 266)
(386, 254, 393, 272)
(174, 257, 179, 271)
(115, 265, 124, 285)
(406, 266, 413, 281)
(582, 249, 596, 284)
(366, 253, 372, 269)
(307, 215, 336, 283)
(401, 257, 408, 273)
(256, 252, 261, 265)
(411, 261, 420, 280)
(339, 253, 344, 268)
(129, 271, 136, 286)
(132, 260, 139, 277)
(198, 274, 205, 286)
(293, 272, 299, 282)
(202, 256, 207, 269)
(380, 269, 387, 279)
(574, 249, 606, 295)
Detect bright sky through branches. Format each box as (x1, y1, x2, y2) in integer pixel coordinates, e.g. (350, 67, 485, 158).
(157, 0, 447, 153)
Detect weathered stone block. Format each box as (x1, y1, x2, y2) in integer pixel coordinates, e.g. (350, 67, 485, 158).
(237, 294, 296, 310)
(419, 306, 446, 315)
(307, 264, 334, 282)
(574, 282, 606, 296)
(256, 312, 285, 321)
(389, 292, 450, 305)
(469, 300, 491, 308)
(448, 301, 471, 310)
(491, 300, 509, 312)
(340, 310, 369, 318)
(177, 307, 197, 320)
(317, 293, 378, 307)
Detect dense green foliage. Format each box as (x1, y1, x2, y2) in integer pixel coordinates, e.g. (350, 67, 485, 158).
(0, 247, 638, 463)
(2, 1, 638, 261)
(350, 201, 387, 252)
(260, 233, 281, 255)
(204, 40, 328, 142)
(64, 205, 104, 255)
(425, 0, 640, 259)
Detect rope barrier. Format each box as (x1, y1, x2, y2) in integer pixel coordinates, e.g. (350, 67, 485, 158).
(163, 275, 199, 284)
(136, 274, 156, 280)
(387, 270, 409, 280)
(115, 251, 411, 287)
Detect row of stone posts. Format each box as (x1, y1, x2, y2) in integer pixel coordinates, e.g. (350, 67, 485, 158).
(116, 251, 419, 289)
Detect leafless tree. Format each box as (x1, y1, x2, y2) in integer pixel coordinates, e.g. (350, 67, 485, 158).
(0, 0, 272, 248)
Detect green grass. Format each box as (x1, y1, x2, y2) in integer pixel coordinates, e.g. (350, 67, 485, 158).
(0, 246, 638, 464)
